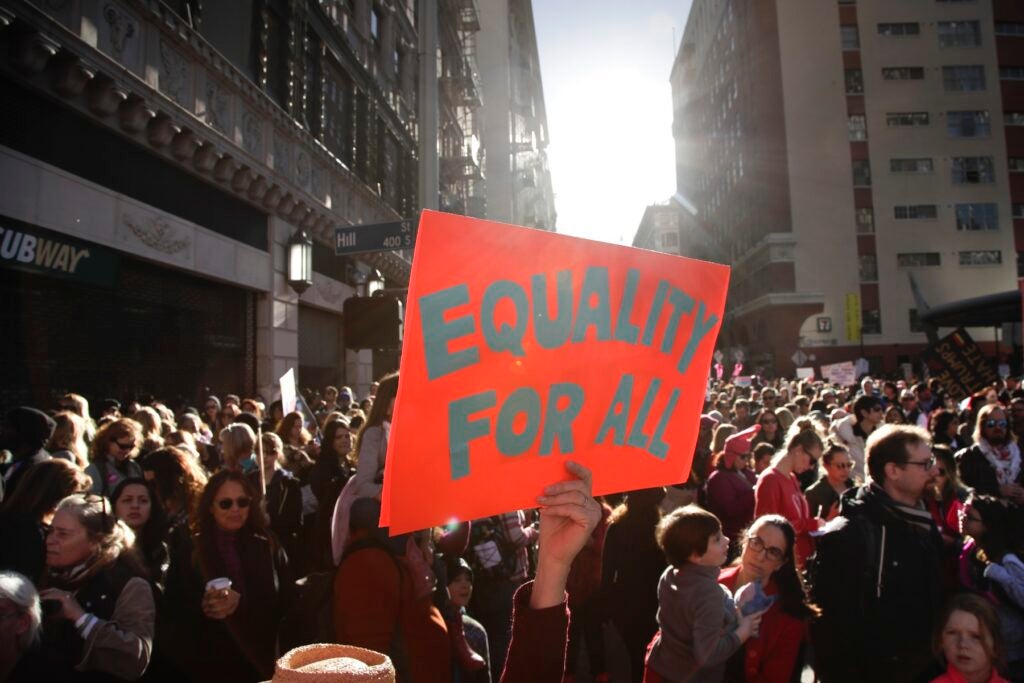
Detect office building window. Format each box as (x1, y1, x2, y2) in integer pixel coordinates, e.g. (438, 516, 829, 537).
(894, 205, 938, 219)
(859, 254, 878, 282)
(955, 203, 998, 231)
(959, 250, 1001, 266)
(909, 309, 924, 333)
(890, 158, 934, 173)
(852, 159, 871, 186)
(1009, 158, 1024, 173)
(952, 157, 994, 184)
(1019, 252, 1024, 277)
(1008, 112, 1024, 127)
(841, 25, 861, 50)
(897, 252, 941, 267)
(1015, 204, 1024, 220)
(879, 23, 920, 36)
(845, 69, 864, 94)
(943, 65, 985, 91)
(887, 112, 929, 127)
(848, 114, 867, 141)
(661, 232, 679, 248)
(370, 7, 380, 40)
(856, 208, 875, 233)
(937, 21, 982, 47)
(995, 23, 1024, 36)
(883, 66, 926, 81)
(947, 110, 990, 137)
(862, 309, 881, 335)
(1001, 67, 1024, 81)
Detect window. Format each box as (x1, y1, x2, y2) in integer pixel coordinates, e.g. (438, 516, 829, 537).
(937, 21, 982, 48)
(862, 309, 881, 335)
(371, 7, 380, 40)
(1001, 67, 1024, 81)
(1015, 203, 1024, 220)
(845, 69, 864, 94)
(955, 204, 998, 231)
(848, 114, 867, 141)
(878, 23, 920, 36)
(894, 205, 938, 219)
(859, 254, 878, 282)
(996, 23, 1024, 36)
(1009, 158, 1024, 173)
(661, 232, 679, 248)
(890, 158, 934, 173)
(897, 252, 941, 267)
(841, 25, 861, 50)
(856, 208, 875, 233)
(947, 110, 990, 137)
(852, 159, 871, 186)
(943, 65, 985, 91)
(959, 250, 1002, 266)
(1019, 252, 1024, 277)
(887, 112, 929, 127)
(1008, 112, 1024, 127)
(952, 157, 995, 184)
(909, 309, 924, 333)
(883, 66, 925, 81)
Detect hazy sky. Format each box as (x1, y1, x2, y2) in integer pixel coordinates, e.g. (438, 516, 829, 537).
(533, 0, 694, 245)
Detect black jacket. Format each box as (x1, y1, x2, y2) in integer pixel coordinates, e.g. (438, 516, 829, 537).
(809, 485, 944, 683)
(956, 442, 1024, 498)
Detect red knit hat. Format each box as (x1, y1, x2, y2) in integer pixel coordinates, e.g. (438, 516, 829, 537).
(722, 424, 761, 469)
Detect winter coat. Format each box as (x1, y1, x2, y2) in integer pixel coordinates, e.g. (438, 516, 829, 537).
(706, 469, 756, 543)
(829, 416, 867, 483)
(956, 443, 1024, 499)
(809, 485, 943, 682)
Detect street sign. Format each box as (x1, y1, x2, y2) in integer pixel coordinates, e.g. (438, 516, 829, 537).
(335, 219, 417, 256)
(791, 350, 808, 366)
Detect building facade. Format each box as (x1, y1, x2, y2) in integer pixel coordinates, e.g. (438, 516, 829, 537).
(672, 0, 1021, 375)
(476, 0, 555, 230)
(0, 0, 422, 408)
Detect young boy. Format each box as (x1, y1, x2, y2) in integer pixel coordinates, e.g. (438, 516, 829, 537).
(644, 505, 763, 683)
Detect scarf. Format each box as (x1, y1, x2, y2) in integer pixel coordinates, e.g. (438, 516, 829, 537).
(213, 527, 246, 597)
(978, 439, 1021, 486)
(47, 554, 101, 590)
(870, 483, 935, 534)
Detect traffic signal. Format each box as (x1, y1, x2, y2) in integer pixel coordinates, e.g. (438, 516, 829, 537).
(343, 295, 403, 349)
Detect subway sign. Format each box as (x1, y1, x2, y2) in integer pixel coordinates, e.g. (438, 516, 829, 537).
(0, 216, 118, 287)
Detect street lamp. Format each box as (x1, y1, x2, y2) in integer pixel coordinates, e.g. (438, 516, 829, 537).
(287, 228, 313, 294)
(367, 269, 385, 296)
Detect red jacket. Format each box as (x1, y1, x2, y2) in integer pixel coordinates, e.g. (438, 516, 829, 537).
(718, 566, 806, 683)
(500, 581, 570, 683)
(754, 467, 820, 568)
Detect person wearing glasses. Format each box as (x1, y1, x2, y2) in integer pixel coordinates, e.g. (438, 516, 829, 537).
(956, 404, 1024, 504)
(804, 442, 855, 518)
(718, 515, 820, 682)
(28, 494, 154, 681)
(830, 394, 884, 483)
(809, 424, 943, 682)
(85, 419, 143, 499)
(754, 419, 828, 569)
(175, 470, 290, 681)
(751, 409, 784, 450)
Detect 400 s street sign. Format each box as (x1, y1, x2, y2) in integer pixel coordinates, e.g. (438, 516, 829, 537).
(335, 219, 417, 256)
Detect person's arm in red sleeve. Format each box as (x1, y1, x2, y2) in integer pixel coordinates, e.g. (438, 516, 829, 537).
(748, 612, 805, 683)
(501, 462, 600, 683)
(437, 521, 471, 556)
(753, 473, 783, 519)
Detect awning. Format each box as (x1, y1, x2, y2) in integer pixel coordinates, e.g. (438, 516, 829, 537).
(919, 289, 1021, 327)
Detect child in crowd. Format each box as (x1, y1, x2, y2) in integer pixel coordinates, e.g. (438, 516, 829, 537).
(644, 505, 764, 683)
(932, 593, 1009, 683)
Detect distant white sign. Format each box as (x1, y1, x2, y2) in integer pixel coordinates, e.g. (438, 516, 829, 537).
(280, 368, 297, 415)
(821, 361, 857, 387)
(796, 367, 815, 380)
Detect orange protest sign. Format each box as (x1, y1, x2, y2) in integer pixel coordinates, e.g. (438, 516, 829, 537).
(380, 211, 730, 534)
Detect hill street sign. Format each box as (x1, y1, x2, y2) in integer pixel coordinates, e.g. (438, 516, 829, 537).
(335, 220, 417, 256)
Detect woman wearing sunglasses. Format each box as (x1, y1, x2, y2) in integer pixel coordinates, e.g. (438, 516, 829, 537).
(85, 419, 144, 498)
(958, 404, 1024, 504)
(717, 515, 819, 683)
(174, 470, 290, 681)
(804, 441, 855, 518)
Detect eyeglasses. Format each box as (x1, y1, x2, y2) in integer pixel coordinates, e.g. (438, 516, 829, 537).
(216, 497, 251, 511)
(903, 457, 936, 470)
(985, 419, 1008, 429)
(115, 440, 135, 451)
(746, 534, 786, 562)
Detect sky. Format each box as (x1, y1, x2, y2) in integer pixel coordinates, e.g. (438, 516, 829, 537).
(533, 0, 694, 245)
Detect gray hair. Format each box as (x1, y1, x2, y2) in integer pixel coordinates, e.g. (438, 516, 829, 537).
(0, 571, 41, 650)
(55, 494, 135, 568)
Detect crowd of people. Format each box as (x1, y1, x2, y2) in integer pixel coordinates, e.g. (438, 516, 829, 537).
(1, 371, 1023, 682)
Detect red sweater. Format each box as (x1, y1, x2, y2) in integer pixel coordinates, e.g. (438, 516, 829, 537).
(500, 581, 571, 683)
(718, 566, 805, 683)
(754, 467, 820, 568)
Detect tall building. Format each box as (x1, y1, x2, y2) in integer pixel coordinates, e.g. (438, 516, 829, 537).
(0, 0, 424, 406)
(633, 202, 684, 255)
(672, 0, 1020, 375)
(476, 0, 556, 230)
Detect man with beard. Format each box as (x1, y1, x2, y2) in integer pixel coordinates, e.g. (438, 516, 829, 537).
(956, 403, 1024, 503)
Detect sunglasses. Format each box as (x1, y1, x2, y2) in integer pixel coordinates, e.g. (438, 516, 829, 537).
(115, 440, 135, 451)
(985, 419, 1008, 429)
(216, 497, 252, 511)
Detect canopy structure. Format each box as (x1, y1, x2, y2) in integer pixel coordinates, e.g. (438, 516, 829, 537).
(919, 289, 1021, 327)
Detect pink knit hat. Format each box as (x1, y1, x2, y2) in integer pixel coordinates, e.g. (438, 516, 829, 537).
(722, 424, 761, 469)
